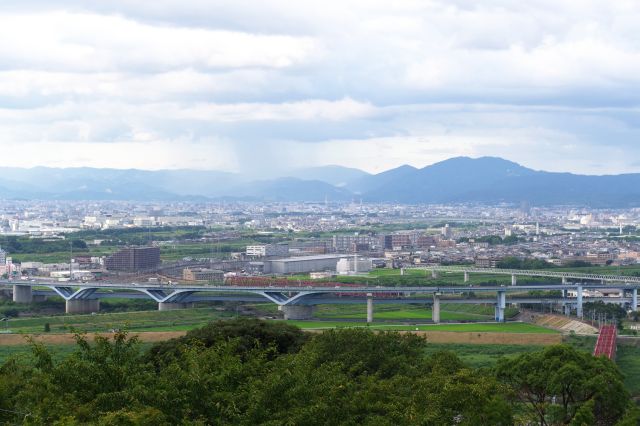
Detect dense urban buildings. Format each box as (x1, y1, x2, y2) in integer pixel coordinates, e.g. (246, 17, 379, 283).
(1, 199, 640, 280)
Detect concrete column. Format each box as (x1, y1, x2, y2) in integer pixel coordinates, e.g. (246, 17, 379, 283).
(495, 291, 506, 322)
(282, 305, 314, 320)
(431, 269, 439, 279)
(12, 285, 32, 303)
(432, 293, 441, 323)
(562, 276, 568, 285)
(576, 285, 583, 319)
(463, 271, 469, 283)
(511, 274, 517, 286)
(400, 268, 405, 276)
(366, 293, 373, 323)
(633, 289, 638, 312)
(66, 299, 100, 314)
(158, 302, 188, 311)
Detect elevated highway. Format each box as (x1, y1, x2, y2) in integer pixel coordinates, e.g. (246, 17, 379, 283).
(409, 265, 640, 285)
(3, 277, 638, 322)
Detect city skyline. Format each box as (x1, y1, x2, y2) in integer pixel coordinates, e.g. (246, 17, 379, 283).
(1, 1, 640, 174)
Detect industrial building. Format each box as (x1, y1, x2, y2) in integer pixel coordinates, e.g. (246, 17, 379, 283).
(182, 267, 224, 282)
(336, 257, 373, 275)
(105, 247, 160, 272)
(332, 235, 380, 252)
(264, 254, 347, 274)
(246, 244, 289, 258)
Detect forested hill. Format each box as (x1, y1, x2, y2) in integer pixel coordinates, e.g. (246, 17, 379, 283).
(0, 319, 637, 424)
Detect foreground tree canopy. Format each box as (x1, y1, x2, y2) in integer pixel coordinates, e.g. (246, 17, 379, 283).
(0, 319, 638, 425)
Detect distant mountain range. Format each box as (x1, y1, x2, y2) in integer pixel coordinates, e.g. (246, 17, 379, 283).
(1, 157, 640, 206)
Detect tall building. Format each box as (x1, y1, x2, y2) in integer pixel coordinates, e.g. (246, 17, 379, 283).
(0, 246, 6, 265)
(105, 247, 160, 272)
(441, 224, 452, 239)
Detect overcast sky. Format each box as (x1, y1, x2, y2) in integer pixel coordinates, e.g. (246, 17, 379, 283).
(1, 1, 640, 175)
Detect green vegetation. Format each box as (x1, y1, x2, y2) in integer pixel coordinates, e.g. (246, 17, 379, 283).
(457, 235, 520, 245)
(423, 343, 541, 369)
(0, 307, 234, 334)
(496, 345, 631, 425)
(496, 256, 555, 270)
(0, 320, 635, 425)
(617, 344, 640, 396)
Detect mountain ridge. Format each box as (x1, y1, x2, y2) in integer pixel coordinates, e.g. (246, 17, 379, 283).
(0, 158, 639, 206)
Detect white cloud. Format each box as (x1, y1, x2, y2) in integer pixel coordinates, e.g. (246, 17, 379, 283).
(0, 11, 318, 72)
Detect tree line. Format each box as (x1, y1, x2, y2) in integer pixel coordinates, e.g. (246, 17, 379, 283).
(0, 320, 638, 425)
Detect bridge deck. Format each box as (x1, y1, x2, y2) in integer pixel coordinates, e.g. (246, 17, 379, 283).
(414, 266, 640, 283)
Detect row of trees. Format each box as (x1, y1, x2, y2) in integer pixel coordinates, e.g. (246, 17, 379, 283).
(0, 236, 87, 255)
(457, 235, 521, 245)
(0, 320, 637, 425)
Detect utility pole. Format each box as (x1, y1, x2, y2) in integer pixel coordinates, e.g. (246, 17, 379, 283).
(69, 242, 73, 281)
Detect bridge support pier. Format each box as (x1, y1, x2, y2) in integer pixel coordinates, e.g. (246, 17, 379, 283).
(282, 305, 314, 320)
(632, 289, 638, 312)
(495, 291, 506, 322)
(576, 285, 583, 319)
(511, 274, 517, 286)
(431, 270, 439, 279)
(12, 285, 32, 303)
(432, 293, 441, 324)
(366, 293, 373, 323)
(562, 277, 568, 285)
(463, 271, 469, 283)
(158, 302, 189, 311)
(66, 299, 100, 314)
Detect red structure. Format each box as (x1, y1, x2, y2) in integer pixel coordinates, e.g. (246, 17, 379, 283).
(224, 276, 402, 298)
(593, 324, 617, 360)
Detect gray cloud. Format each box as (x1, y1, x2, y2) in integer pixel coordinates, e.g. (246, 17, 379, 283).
(0, 1, 640, 174)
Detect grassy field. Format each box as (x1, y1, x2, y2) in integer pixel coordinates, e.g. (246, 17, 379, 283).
(284, 320, 558, 333)
(312, 302, 518, 321)
(423, 343, 542, 369)
(0, 307, 234, 334)
(0, 342, 156, 365)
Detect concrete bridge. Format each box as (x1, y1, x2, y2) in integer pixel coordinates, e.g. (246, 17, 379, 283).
(2, 279, 638, 322)
(408, 265, 640, 285)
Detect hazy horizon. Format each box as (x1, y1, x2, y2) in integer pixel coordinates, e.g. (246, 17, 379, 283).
(0, 155, 630, 178)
